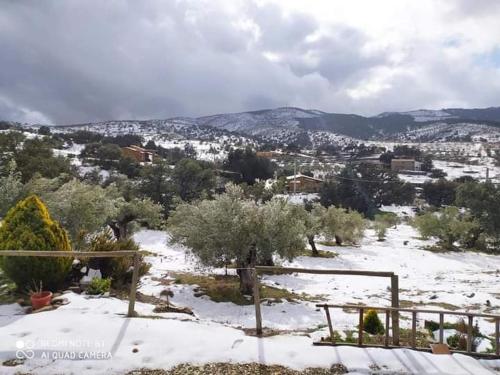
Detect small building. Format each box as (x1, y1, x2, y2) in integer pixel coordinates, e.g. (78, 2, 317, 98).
(256, 151, 280, 158)
(391, 158, 422, 172)
(286, 174, 323, 193)
(122, 145, 154, 163)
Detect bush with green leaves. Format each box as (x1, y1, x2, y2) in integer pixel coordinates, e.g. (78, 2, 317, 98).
(86, 277, 112, 295)
(412, 206, 480, 251)
(38, 179, 118, 248)
(0, 195, 73, 290)
(168, 184, 306, 294)
(0, 161, 22, 218)
(446, 318, 480, 352)
(363, 309, 385, 335)
(373, 212, 399, 241)
(322, 206, 366, 246)
(87, 230, 150, 287)
(456, 181, 500, 250)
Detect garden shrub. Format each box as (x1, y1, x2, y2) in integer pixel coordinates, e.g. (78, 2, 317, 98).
(446, 318, 480, 352)
(87, 230, 149, 287)
(363, 309, 385, 335)
(86, 277, 111, 295)
(0, 195, 72, 290)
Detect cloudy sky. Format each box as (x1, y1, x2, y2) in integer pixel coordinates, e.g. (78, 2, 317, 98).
(1, 0, 500, 124)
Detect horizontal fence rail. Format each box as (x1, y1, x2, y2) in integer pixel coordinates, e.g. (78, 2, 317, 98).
(0, 250, 145, 258)
(316, 303, 500, 359)
(0, 250, 143, 317)
(255, 266, 394, 277)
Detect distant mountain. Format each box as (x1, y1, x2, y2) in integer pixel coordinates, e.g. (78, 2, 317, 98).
(197, 106, 500, 142)
(24, 106, 500, 144)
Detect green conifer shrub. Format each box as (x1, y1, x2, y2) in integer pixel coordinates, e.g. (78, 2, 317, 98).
(86, 277, 111, 295)
(87, 230, 149, 287)
(0, 195, 73, 290)
(363, 309, 385, 335)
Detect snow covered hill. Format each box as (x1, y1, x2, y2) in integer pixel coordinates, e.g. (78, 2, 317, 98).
(22, 105, 500, 144)
(393, 122, 500, 142)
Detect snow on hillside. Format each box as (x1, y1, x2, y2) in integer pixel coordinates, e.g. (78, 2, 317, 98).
(23, 105, 500, 143)
(396, 122, 500, 142)
(197, 107, 322, 136)
(133, 221, 500, 337)
(401, 109, 457, 122)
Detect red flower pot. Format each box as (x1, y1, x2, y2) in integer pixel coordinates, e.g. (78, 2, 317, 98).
(30, 291, 53, 310)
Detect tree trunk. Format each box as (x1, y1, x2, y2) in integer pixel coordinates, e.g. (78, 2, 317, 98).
(119, 223, 128, 240)
(335, 235, 343, 246)
(262, 256, 274, 266)
(109, 222, 121, 240)
(307, 235, 319, 256)
(109, 221, 128, 240)
(237, 268, 254, 295)
(236, 245, 257, 295)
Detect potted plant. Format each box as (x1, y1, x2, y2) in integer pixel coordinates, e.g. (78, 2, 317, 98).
(29, 281, 53, 310)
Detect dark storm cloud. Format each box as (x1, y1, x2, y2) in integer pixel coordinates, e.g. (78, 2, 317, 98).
(0, 0, 499, 124)
(0, 0, 386, 123)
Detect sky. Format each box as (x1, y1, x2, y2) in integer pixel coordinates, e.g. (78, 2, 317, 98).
(1, 0, 500, 124)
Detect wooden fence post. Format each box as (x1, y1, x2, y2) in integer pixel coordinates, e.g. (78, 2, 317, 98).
(127, 252, 140, 317)
(324, 306, 335, 343)
(391, 274, 400, 345)
(385, 309, 390, 347)
(467, 315, 473, 353)
(439, 313, 444, 344)
(253, 268, 263, 336)
(358, 308, 364, 346)
(411, 311, 417, 348)
(495, 318, 499, 356)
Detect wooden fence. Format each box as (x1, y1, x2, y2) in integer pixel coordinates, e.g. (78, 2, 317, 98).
(0, 250, 142, 317)
(315, 303, 500, 359)
(252, 266, 400, 344)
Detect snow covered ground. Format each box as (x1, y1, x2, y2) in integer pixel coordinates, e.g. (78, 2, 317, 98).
(135, 224, 499, 336)
(1, 209, 499, 374)
(0, 294, 498, 375)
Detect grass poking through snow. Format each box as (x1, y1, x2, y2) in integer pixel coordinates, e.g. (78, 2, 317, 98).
(172, 273, 320, 305)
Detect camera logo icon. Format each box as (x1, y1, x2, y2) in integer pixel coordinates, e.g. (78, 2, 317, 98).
(15, 340, 35, 359)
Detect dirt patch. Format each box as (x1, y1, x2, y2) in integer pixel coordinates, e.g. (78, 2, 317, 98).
(298, 249, 338, 258)
(135, 292, 193, 316)
(171, 273, 321, 306)
(126, 362, 349, 374)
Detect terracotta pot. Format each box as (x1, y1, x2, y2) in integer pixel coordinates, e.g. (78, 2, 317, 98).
(30, 291, 53, 310)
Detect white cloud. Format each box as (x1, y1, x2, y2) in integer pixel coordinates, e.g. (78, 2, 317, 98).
(0, 0, 499, 123)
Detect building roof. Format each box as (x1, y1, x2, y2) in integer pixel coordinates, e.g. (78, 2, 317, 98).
(286, 174, 323, 182)
(391, 158, 417, 162)
(123, 145, 154, 153)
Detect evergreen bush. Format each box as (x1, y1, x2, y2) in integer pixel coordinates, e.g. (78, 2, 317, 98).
(0, 195, 72, 290)
(363, 309, 385, 335)
(86, 277, 111, 295)
(87, 230, 149, 287)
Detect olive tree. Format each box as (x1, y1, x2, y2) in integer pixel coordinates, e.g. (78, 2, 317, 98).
(372, 212, 400, 241)
(412, 206, 480, 251)
(108, 196, 163, 240)
(168, 184, 306, 294)
(299, 203, 327, 256)
(298, 203, 366, 253)
(0, 161, 22, 218)
(24, 177, 162, 246)
(322, 206, 366, 246)
(41, 179, 118, 248)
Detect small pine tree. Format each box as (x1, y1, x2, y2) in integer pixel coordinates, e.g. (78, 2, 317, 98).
(0, 195, 73, 290)
(363, 309, 385, 335)
(87, 230, 149, 287)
